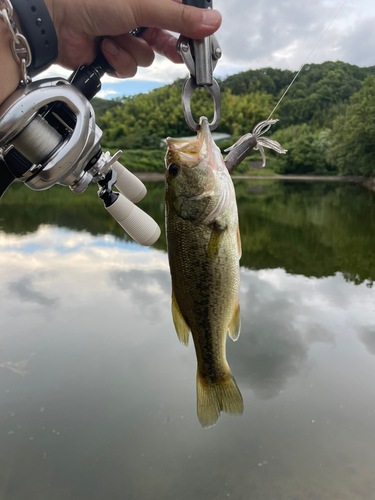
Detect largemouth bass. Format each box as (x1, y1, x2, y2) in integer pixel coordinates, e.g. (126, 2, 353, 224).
(165, 117, 243, 427)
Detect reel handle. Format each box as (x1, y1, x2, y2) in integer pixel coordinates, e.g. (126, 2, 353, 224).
(112, 161, 147, 203)
(105, 193, 161, 246)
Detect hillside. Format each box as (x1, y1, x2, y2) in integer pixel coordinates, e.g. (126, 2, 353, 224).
(92, 61, 375, 176)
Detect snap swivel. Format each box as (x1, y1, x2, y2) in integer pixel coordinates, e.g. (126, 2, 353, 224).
(181, 76, 221, 132)
(178, 31, 222, 131)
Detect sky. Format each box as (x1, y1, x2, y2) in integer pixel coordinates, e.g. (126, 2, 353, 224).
(38, 0, 375, 99)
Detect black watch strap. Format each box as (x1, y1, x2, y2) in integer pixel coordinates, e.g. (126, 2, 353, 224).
(11, 0, 58, 77)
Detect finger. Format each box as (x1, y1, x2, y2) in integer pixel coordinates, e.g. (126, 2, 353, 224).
(141, 28, 183, 64)
(92, 0, 222, 39)
(113, 33, 155, 67)
(101, 38, 138, 78)
(134, 0, 222, 38)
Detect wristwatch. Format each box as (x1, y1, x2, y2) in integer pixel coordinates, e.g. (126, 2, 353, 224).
(11, 0, 58, 77)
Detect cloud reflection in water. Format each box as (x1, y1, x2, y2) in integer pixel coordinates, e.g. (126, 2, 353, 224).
(8, 274, 58, 307)
(229, 268, 375, 400)
(1, 225, 375, 500)
(1, 226, 375, 401)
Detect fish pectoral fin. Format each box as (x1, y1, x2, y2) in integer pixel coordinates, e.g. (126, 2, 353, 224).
(228, 301, 241, 341)
(237, 223, 242, 259)
(171, 291, 190, 346)
(207, 226, 225, 260)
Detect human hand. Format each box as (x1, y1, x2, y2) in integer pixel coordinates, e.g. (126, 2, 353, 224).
(44, 0, 222, 78)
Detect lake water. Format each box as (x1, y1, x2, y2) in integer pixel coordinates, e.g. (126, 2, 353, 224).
(1, 180, 375, 500)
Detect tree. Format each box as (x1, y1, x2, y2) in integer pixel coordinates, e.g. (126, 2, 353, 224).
(268, 125, 336, 175)
(329, 76, 375, 176)
(90, 62, 375, 177)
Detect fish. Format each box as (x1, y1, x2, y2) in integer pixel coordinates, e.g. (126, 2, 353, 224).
(165, 116, 243, 427)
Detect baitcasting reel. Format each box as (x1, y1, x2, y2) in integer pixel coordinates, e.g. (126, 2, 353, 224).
(0, 57, 160, 246)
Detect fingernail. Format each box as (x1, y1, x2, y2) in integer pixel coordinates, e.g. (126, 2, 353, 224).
(102, 38, 119, 56)
(201, 9, 221, 28)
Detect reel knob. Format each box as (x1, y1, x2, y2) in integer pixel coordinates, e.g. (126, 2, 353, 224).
(112, 161, 147, 203)
(105, 193, 160, 246)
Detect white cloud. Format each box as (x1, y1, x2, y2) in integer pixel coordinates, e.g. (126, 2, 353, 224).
(212, 0, 375, 72)
(35, 65, 71, 80)
(96, 89, 119, 98)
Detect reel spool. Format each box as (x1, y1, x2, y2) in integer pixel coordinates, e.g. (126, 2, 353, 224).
(0, 79, 160, 246)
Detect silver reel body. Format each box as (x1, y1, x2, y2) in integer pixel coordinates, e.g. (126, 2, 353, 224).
(0, 78, 99, 192)
(0, 78, 160, 246)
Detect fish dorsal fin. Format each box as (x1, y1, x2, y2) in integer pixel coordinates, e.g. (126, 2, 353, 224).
(228, 300, 241, 341)
(171, 291, 190, 346)
(237, 224, 242, 259)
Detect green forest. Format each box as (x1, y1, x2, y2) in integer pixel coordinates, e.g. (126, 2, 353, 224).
(92, 61, 375, 177)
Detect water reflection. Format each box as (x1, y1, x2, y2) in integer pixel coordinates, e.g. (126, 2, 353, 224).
(9, 274, 58, 307)
(230, 268, 374, 400)
(1, 181, 375, 499)
(359, 328, 375, 356)
(110, 269, 171, 322)
(2, 180, 375, 285)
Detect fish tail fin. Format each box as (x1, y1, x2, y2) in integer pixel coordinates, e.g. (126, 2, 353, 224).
(196, 371, 244, 428)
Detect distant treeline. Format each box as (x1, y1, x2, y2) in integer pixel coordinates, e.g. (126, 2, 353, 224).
(92, 61, 375, 176)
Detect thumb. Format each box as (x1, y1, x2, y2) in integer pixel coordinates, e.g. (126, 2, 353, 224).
(134, 0, 222, 38)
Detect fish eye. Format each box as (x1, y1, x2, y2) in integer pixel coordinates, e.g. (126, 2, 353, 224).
(168, 163, 180, 177)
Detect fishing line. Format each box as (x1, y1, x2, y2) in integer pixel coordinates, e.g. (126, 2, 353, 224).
(267, 0, 348, 120)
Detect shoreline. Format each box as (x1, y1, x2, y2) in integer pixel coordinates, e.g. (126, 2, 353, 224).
(134, 172, 375, 192)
